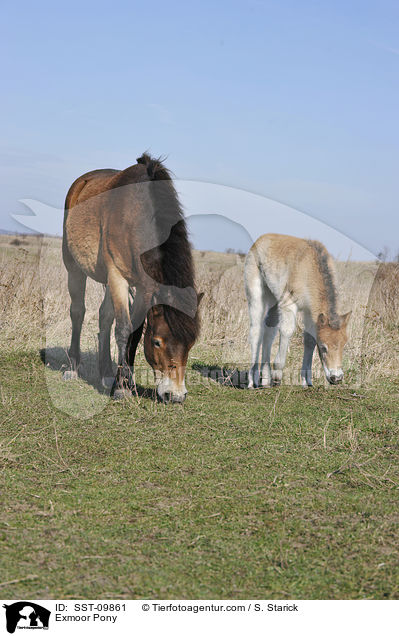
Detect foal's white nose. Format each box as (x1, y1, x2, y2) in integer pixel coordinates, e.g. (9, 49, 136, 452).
(329, 369, 343, 384)
(163, 391, 187, 403)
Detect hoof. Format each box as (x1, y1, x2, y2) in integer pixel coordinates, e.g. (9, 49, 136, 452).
(102, 376, 115, 389)
(63, 370, 78, 381)
(112, 388, 132, 401)
(271, 370, 282, 386)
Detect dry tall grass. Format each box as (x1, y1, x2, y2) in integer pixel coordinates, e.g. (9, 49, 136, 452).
(361, 262, 399, 383)
(0, 235, 398, 389)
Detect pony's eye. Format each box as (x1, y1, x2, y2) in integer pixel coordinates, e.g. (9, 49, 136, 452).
(320, 344, 328, 355)
(152, 339, 161, 348)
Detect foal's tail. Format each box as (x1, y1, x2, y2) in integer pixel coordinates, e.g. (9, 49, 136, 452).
(137, 152, 172, 181)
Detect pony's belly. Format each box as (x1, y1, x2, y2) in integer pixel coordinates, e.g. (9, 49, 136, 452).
(65, 206, 107, 283)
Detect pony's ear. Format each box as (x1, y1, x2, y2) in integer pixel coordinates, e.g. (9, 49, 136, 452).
(341, 310, 352, 327)
(197, 292, 204, 307)
(317, 313, 328, 327)
(150, 292, 163, 316)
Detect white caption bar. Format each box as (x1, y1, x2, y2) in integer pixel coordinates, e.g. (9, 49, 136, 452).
(1, 599, 397, 635)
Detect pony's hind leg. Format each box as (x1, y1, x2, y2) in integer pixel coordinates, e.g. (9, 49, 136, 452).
(98, 286, 115, 389)
(272, 304, 297, 386)
(64, 268, 87, 380)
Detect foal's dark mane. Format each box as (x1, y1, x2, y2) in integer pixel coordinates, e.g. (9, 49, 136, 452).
(136, 153, 200, 344)
(307, 240, 341, 328)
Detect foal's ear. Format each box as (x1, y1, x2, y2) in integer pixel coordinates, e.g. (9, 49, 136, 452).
(341, 310, 352, 327)
(197, 292, 204, 307)
(317, 313, 328, 327)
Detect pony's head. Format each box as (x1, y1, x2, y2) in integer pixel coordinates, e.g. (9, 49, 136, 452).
(144, 294, 203, 403)
(316, 311, 351, 384)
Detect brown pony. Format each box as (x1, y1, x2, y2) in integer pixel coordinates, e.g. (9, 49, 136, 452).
(62, 153, 202, 402)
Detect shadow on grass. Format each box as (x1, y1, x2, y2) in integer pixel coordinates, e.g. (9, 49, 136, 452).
(191, 362, 249, 389)
(39, 347, 157, 401)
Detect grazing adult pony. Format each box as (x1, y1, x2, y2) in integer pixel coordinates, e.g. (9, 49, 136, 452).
(62, 153, 202, 402)
(244, 233, 351, 388)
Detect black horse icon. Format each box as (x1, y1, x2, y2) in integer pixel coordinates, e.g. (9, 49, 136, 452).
(3, 602, 50, 633)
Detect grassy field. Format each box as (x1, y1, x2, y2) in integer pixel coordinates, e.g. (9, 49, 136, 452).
(0, 234, 398, 599)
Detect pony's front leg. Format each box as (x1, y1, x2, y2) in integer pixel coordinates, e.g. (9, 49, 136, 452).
(301, 331, 316, 387)
(272, 306, 297, 386)
(126, 289, 146, 388)
(107, 268, 133, 399)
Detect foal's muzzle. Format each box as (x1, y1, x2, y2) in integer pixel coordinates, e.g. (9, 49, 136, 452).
(162, 392, 187, 404)
(329, 374, 343, 385)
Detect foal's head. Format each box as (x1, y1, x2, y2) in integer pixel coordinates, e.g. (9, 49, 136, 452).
(316, 311, 351, 384)
(144, 296, 203, 403)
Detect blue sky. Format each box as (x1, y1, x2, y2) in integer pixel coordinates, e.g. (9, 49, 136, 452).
(1, 0, 398, 258)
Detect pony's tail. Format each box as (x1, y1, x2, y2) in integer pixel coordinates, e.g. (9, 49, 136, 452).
(137, 152, 171, 181)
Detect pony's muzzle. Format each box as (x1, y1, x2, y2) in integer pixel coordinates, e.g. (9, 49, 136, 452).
(156, 375, 187, 404)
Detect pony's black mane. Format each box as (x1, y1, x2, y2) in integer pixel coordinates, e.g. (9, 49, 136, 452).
(307, 240, 341, 328)
(137, 153, 200, 344)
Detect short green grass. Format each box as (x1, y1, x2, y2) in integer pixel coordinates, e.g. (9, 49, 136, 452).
(1, 350, 398, 599)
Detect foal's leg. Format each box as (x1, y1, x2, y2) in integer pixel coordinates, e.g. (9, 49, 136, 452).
(246, 282, 267, 389)
(64, 268, 87, 380)
(272, 304, 297, 386)
(107, 267, 133, 399)
(301, 331, 316, 387)
(260, 325, 278, 387)
(260, 301, 279, 386)
(98, 286, 115, 389)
